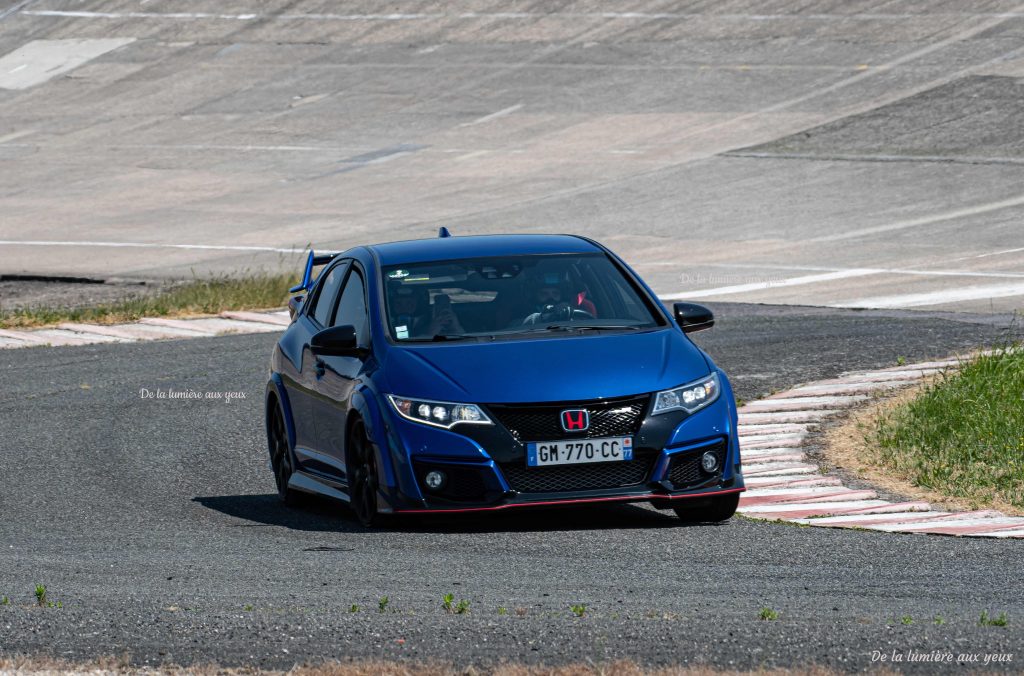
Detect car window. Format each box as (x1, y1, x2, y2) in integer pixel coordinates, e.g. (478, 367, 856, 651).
(309, 261, 348, 327)
(333, 268, 369, 347)
(382, 253, 663, 341)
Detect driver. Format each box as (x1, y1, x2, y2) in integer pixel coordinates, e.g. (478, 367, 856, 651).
(533, 283, 567, 314)
(522, 274, 574, 324)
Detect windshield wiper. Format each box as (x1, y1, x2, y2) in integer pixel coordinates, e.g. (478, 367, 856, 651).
(402, 334, 469, 342)
(541, 324, 645, 332)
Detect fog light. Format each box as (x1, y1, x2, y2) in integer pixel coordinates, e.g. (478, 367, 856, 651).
(424, 470, 446, 490)
(701, 451, 719, 473)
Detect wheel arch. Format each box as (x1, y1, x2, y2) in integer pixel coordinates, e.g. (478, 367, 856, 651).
(266, 374, 297, 451)
(346, 386, 404, 500)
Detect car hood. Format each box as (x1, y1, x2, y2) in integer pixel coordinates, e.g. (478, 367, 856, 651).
(381, 329, 710, 404)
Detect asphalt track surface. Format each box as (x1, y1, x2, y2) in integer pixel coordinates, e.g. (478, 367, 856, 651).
(2, 0, 1024, 312)
(1, 304, 1022, 672)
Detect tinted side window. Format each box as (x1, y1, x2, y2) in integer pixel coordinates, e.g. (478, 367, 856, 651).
(311, 263, 347, 326)
(333, 269, 369, 347)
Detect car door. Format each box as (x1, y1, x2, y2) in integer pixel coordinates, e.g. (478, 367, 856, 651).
(284, 258, 350, 479)
(311, 264, 371, 484)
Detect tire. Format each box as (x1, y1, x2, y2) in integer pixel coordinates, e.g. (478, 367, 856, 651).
(673, 492, 740, 523)
(268, 401, 303, 507)
(347, 419, 387, 528)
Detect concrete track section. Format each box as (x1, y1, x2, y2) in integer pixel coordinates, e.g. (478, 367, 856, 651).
(0, 304, 1020, 671)
(0, 1, 1023, 312)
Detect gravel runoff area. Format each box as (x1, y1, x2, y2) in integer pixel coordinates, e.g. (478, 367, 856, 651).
(0, 303, 1021, 672)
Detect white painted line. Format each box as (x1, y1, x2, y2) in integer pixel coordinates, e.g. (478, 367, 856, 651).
(736, 432, 806, 443)
(743, 453, 805, 464)
(793, 511, 949, 526)
(138, 318, 216, 335)
(737, 410, 840, 423)
(220, 311, 290, 326)
(36, 328, 123, 344)
(967, 528, 1024, 538)
(182, 318, 283, 334)
(970, 246, 1024, 260)
(453, 150, 491, 162)
(781, 380, 918, 396)
(0, 240, 302, 253)
(876, 359, 963, 371)
(744, 476, 843, 488)
(836, 369, 944, 382)
(0, 328, 52, 345)
(0, 39, 136, 90)
(867, 517, 1024, 533)
(459, 104, 523, 127)
(86, 323, 206, 340)
(737, 423, 812, 434)
(742, 447, 811, 458)
(811, 193, 1024, 243)
(834, 282, 1024, 309)
(18, 329, 96, 346)
(662, 269, 880, 300)
(0, 129, 35, 144)
(58, 323, 140, 342)
(740, 500, 892, 514)
(743, 464, 817, 476)
(738, 446, 807, 455)
(744, 486, 861, 498)
(22, 10, 1024, 21)
(658, 260, 1024, 280)
(746, 395, 868, 406)
(740, 438, 805, 450)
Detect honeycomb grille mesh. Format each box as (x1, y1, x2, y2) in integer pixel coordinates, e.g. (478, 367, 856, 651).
(500, 452, 655, 493)
(488, 395, 648, 443)
(667, 442, 727, 488)
(414, 462, 488, 502)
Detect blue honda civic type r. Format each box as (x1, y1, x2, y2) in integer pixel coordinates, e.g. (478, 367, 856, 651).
(265, 231, 744, 526)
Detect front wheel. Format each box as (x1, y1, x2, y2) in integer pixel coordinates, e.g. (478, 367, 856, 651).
(268, 402, 302, 507)
(673, 492, 740, 523)
(347, 420, 387, 528)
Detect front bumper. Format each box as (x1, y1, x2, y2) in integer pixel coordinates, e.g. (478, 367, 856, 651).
(379, 388, 745, 514)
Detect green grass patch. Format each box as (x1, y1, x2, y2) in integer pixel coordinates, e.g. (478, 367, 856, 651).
(979, 610, 1009, 626)
(869, 347, 1024, 510)
(0, 272, 297, 329)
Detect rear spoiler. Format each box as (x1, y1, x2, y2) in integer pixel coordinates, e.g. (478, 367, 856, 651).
(289, 250, 342, 294)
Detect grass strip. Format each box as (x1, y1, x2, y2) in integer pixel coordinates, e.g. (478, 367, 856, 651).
(0, 273, 298, 329)
(870, 346, 1024, 510)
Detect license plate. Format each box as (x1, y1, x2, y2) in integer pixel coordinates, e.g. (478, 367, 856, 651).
(526, 436, 633, 467)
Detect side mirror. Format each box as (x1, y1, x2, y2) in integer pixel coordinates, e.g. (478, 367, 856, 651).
(288, 294, 304, 321)
(672, 302, 714, 333)
(310, 325, 367, 358)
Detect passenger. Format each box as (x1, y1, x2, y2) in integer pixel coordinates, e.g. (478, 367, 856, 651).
(389, 286, 430, 338)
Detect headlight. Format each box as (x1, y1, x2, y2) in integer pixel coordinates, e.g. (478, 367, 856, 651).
(386, 395, 492, 429)
(651, 372, 720, 416)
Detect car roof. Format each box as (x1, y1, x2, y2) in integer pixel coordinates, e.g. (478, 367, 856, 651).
(367, 234, 602, 266)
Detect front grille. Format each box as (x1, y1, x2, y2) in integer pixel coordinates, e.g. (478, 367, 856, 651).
(499, 451, 655, 493)
(414, 462, 489, 502)
(667, 442, 727, 489)
(488, 395, 648, 443)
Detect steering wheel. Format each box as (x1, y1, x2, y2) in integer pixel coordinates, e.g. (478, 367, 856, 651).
(521, 305, 595, 325)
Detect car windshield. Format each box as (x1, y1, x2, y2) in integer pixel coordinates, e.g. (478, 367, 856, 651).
(382, 253, 663, 341)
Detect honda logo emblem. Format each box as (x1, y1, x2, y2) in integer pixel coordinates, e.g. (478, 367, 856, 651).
(561, 409, 589, 432)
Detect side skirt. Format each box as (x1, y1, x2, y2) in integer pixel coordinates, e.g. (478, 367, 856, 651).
(288, 470, 351, 503)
